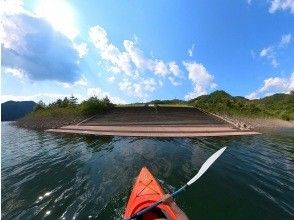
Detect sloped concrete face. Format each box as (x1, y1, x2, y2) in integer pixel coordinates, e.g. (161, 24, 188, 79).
(47, 106, 261, 137)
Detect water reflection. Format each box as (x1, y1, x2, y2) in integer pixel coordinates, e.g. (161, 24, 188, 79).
(1, 122, 294, 219)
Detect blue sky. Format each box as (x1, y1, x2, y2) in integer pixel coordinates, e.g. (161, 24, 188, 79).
(1, 0, 294, 104)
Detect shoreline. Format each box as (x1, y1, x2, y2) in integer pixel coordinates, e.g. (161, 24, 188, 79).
(14, 115, 86, 131)
(215, 114, 294, 132)
(13, 107, 294, 134)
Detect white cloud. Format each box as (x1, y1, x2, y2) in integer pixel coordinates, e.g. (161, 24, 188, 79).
(246, 92, 258, 100)
(259, 47, 278, 67)
(168, 77, 181, 86)
(1, 1, 84, 83)
(269, 0, 294, 14)
(0, 0, 25, 16)
(260, 47, 272, 57)
(3, 67, 26, 79)
(123, 40, 147, 70)
(259, 34, 292, 67)
(118, 78, 157, 98)
(108, 76, 115, 83)
(183, 61, 216, 100)
(279, 34, 292, 47)
(246, 72, 294, 99)
(89, 26, 133, 76)
(89, 25, 180, 78)
(75, 75, 88, 86)
(1, 93, 84, 104)
(143, 78, 157, 92)
(61, 75, 88, 88)
(89, 25, 183, 98)
(154, 60, 168, 76)
(168, 61, 181, 76)
(260, 77, 287, 92)
(184, 62, 213, 85)
(188, 44, 195, 57)
(73, 42, 88, 58)
(87, 87, 127, 104)
(2, 88, 127, 105)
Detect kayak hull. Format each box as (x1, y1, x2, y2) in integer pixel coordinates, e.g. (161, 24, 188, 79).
(124, 167, 177, 220)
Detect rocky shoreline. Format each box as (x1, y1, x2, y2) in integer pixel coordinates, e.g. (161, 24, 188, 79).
(217, 114, 294, 132)
(196, 108, 294, 132)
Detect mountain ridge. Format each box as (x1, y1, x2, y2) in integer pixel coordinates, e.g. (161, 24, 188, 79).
(1, 101, 37, 121)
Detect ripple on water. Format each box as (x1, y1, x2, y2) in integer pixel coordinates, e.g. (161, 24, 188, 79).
(1, 122, 294, 219)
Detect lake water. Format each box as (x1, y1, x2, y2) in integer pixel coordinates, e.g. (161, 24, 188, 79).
(1, 122, 294, 219)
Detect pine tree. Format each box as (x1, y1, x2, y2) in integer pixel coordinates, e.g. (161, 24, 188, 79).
(69, 94, 78, 106)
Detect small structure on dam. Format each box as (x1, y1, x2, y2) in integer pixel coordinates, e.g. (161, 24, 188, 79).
(48, 106, 261, 137)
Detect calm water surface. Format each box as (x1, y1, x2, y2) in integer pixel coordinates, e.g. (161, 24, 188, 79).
(1, 122, 294, 219)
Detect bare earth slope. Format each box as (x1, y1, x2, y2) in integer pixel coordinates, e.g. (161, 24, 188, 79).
(48, 106, 260, 137)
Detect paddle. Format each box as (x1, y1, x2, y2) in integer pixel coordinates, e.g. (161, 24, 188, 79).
(125, 147, 227, 220)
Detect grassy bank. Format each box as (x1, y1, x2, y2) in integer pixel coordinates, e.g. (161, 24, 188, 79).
(16, 96, 113, 130)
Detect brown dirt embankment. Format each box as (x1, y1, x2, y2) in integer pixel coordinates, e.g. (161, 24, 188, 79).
(15, 106, 293, 133)
(15, 115, 86, 131)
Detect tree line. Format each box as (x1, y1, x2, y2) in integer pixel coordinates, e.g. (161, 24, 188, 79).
(34, 95, 114, 116)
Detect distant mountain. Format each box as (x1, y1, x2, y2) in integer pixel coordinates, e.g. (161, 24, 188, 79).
(1, 101, 37, 121)
(189, 90, 294, 121)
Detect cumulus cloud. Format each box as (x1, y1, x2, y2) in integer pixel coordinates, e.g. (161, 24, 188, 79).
(108, 76, 115, 83)
(269, 0, 294, 14)
(123, 40, 149, 71)
(154, 60, 169, 76)
(1, 3, 83, 83)
(0, 0, 25, 16)
(89, 25, 183, 97)
(87, 87, 127, 104)
(89, 25, 182, 79)
(89, 26, 133, 76)
(259, 34, 292, 68)
(2, 67, 26, 79)
(73, 42, 88, 58)
(183, 61, 216, 100)
(246, 72, 294, 99)
(168, 61, 181, 76)
(61, 75, 88, 88)
(118, 78, 157, 98)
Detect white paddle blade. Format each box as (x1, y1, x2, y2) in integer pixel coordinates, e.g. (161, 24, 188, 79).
(187, 147, 227, 186)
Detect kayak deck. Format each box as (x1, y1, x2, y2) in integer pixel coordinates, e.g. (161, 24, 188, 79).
(124, 167, 177, 220)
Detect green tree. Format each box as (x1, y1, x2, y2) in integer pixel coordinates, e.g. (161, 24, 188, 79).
(34, 100, 46, 111)
(69, 94, 78, 106)
(62, 97, 70, 107)
(103, 96, 110, 106)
